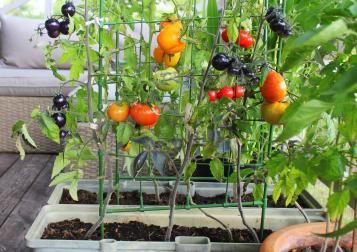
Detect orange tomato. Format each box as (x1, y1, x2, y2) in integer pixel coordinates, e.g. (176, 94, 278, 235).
(157, 23, 185, 54)
(153, 46, 164, 64)
(160, 16, 180, 29)
(107, 102, 130, 122)
(261, 101, 289, 125)
(164, 52, 181, 67)
(260, 70, 287, 102)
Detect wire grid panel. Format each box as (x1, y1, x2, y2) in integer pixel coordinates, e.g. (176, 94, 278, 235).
(93, 0, 272, 213)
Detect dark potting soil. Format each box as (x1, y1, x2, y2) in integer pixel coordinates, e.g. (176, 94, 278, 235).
(60, 189, 311, 208)
(41, 219, 272, 243)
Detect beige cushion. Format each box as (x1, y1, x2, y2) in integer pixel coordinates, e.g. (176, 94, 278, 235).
(0, 15, 69, 69)
(0, 68, 84, 96)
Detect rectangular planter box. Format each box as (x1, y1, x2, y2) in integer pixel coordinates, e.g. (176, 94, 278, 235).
(47, 180, 325, 221)
(26, 205, 326, 252)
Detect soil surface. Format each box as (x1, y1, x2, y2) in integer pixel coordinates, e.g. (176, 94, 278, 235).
(60, 189, 311, 208)
(41, 219, 272, 243)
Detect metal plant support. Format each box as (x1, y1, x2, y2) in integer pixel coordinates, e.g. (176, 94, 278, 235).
(94, 0, 287, 241)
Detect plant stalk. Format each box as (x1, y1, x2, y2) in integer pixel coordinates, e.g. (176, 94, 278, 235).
(295, 201, 310, 223)
(236, 139, 260, 243)
(85, 155, 114, 238)
(84, 0, 94, 123)
(321, 182, 334, 252)
(165, 2, 228, 241)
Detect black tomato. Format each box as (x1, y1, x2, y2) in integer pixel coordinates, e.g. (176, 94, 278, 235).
(59, 19, 70, 35)
(211, 53, 233, 71)
(61, 2, 76, 17)
(52, 113, 66, 128)
(53, 94, 68, 109)
(45, 18, 60, 32)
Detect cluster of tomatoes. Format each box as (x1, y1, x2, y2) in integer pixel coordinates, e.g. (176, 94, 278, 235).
(211, 52, 259, 83)
(42, 2, 76, 38)
(154, 17, 185, 68)
(221, 28, 255, 48)
(107, 102, 160, 128)
(260, 70, 289, 124)
(208, 85, 245, 102)
(265, 7, 292, 37)
(52, 94, 69, 139)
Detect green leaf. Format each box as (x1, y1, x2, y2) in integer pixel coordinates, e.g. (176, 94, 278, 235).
(69, 179, 79, 201)
(206, 0, 219, 48)
(253, 183, 264, 201)
(317, 220, 357, 238)
(266, 154, 289, 177)
(49, 170, 83, 187)
(344, 174, 357, 197)
(278, 100, 332, 141)
(209, 158, 224, 182)
(21, 124, 37, 148)
(184, 162, 197, 182)
(31, 108, 41, 118)
(11, 120, 25, 137)
(116, 122, 133, 144)
(15, 136, 25, 160)
(40, 113, 60, 144)
(201, 142, 217, 158)
(318, 150, 346, 181)
(272, 182, 282, 203)
(240, 168, 254, 179)
(227, 20, 238, 43)
(52, 153, 71, 178)
(124, 37, 137, 68)
(282, 19, 350, 71)
(326, 190, 350, 221)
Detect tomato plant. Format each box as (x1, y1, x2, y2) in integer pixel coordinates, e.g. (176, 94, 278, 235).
(10, 0, 357, 244)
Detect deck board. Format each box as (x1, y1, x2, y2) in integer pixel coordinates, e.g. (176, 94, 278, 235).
(0, 156, 55, 252)
(0, 154, 51, 227)
(0, 153, 18, 178)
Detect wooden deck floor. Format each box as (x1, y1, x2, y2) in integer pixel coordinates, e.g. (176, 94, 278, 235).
(0, 153, 55, 252)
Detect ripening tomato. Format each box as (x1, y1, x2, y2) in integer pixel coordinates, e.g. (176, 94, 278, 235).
(217, 86, 234, 99)
(107, 102, 130, 122)
(261, 101, 289, 125)
(207, 90, 217, 102)
(260, 70, 287, 102)
(153, 46, 164, 64)
(221, 28, 229, 43)
(130, 103, 160, 127)
(164, 51, 181, 67)
(160, 16, 180, 29)
(233, 85, 245, 99)
(238, 30, 254, 48)
(157, 23, 185, 54)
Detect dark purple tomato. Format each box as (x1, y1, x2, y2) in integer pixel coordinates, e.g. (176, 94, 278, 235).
(59, 19, 70, 35)
(53, 94, 68, 109)
(61, 2, 76, 17)
(52, 113, 66, 128)
(48, 30, 60, 38)
(45, 18, 60, 32)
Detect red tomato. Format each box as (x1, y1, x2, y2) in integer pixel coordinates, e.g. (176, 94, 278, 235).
(238, 30, 254, 48)
(207, 90, 217, 102)
(130, 103, 160, 127)
(217, 86, 234, 99)
(221, 28, 229, 43)
(233, 85, 245, 99)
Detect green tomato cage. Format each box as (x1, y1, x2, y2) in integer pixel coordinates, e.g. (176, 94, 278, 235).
(94, 0, 287, 241)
